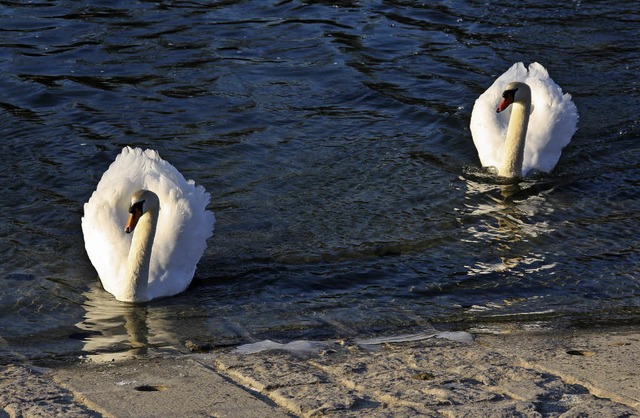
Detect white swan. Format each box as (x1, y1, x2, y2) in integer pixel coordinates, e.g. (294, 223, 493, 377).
(470, 62, 578, 178)
(82, 147, 215, 302)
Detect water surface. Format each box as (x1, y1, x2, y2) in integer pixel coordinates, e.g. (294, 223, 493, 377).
(1, 0, 639, 363)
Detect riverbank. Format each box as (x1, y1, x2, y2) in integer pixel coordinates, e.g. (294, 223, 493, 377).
(2, 327, 639, 417)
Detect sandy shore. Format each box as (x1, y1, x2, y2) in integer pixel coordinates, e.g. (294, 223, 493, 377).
(2, 327, 640, 417)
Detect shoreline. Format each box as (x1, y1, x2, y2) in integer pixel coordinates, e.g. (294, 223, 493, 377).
(2, 326, 640, 417)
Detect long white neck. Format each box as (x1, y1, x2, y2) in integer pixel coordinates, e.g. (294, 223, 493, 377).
(499, 96, 531, 178)
(123, 208, 158, 302)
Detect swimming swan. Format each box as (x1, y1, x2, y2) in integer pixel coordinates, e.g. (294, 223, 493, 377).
(470, 62, 578, 178)
(82, 147, 215, 302)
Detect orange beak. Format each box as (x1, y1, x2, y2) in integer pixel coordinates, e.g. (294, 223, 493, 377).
(496, 89, 516, 113)
(496, 95, 513, 113)
(125, 209, 142, 234)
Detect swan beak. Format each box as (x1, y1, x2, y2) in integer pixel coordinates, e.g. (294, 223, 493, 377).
(125, 209, 141, 234)
(497, 89, 516, 113)
(496, 96, 513, 113)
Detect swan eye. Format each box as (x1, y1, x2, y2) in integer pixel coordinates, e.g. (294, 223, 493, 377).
(129, 200, 144, 214)
(502, 89, 517, 99)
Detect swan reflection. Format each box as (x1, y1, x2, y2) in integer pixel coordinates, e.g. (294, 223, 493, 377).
(74, 284, 181, 362)
(457, 176, 561, 324)
(462, 178, 557, 277)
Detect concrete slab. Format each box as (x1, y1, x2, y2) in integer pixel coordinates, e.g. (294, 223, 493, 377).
(53, 357, 290, 418)
(200, 331, 640, 417)
(480, 328, 640, 410)
(0, 364, 99, 417)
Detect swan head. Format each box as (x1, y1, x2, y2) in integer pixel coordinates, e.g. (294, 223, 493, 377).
(496, 82, 531, 113)
(125, 190, 160, 234)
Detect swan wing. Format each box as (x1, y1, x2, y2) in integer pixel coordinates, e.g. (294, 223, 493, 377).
(82, 147, 140, 297)
(522, 63, 578, 174)
(145, 159, 215, 299)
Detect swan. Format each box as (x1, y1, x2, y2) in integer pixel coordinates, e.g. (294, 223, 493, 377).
(82, 147, 215, 302)
(470, 62, 578, 178)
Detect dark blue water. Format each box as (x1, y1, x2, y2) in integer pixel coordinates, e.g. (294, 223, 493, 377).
(1, 1, 639, 363)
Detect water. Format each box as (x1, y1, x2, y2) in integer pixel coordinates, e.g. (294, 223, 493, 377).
(1, 0, 639, 364)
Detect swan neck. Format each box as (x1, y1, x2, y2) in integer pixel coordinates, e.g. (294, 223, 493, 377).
(123, 208, 158, 302)
(499, 99, 530, 178)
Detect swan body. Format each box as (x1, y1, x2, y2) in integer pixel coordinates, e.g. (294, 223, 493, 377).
(470, 62, 578, 177)
(82, 147, 215, 302)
